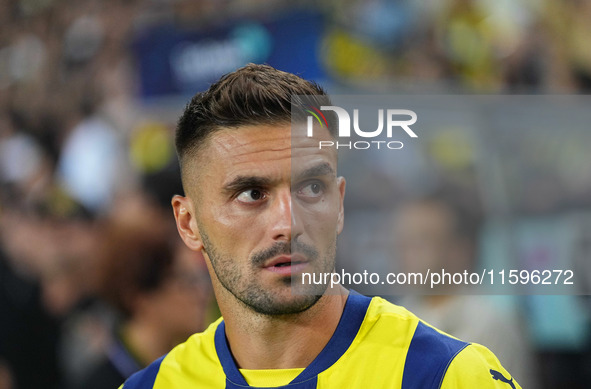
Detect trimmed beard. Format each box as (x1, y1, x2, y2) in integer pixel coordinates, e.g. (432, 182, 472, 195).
(199, 226, 335, 315)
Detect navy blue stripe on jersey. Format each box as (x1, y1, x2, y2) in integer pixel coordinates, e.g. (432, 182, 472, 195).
(216, 321, 320, 388)
(122, 355, 165, 389)
(292, 293, 371, 382)
(401, 321, 469, 389)
(214, 321, 249, 386)
(214, 292, 372, 388)
(224, 376, 319, 389)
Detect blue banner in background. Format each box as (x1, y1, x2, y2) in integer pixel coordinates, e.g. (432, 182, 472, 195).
(133, 10, 326, 100)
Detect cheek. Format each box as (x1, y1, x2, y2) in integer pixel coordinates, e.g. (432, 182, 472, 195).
(299, 194, 341, 223)
(201, 205, 267, 259)
(297, 198, 341, 245)
(202, 204, 249, 238)
(212, 211, 257, 235)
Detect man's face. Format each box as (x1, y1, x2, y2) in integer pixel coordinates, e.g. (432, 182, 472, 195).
(176, 123, 345, 315)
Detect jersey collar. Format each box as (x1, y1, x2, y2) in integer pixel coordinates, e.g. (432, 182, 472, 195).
(214, 292, 372, 387)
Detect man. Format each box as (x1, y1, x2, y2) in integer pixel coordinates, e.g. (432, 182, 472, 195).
(120, 64, 521, 388)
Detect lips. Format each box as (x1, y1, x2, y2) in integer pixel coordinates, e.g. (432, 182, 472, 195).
(264, 254, 306, 267)
(263, 254, 309, 275)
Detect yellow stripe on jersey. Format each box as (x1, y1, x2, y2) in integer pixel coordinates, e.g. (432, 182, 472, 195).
(239, 368, 304, 387)
(441, 342, 519, 389)
(121, 293, 521, 388)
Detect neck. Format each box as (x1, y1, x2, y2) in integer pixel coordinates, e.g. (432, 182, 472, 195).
(220, 285, 349, 370)
(122, 317, 172, 367)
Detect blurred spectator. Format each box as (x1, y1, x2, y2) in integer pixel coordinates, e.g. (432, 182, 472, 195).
(0, 360, 13, 389)
(390, 190, 537, 388)
(69, 198, 212, 389)
(56, 98, 127, 214)
(0, 203, 62, 389)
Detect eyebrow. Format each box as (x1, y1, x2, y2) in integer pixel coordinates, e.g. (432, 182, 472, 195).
(293, 162, 335, 182)
(222, 163, 335, 194)
(223, 176, 274, 194)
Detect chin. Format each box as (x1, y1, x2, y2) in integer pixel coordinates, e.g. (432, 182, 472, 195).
(244, 290, 323, 316)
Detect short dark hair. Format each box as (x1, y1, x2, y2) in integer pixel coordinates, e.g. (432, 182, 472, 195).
(175, 64, 334, 169)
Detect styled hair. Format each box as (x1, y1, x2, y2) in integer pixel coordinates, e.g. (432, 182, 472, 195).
(175, 63, 334, 168)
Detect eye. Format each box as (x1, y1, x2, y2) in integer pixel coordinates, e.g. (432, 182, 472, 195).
(236, 189, 266, 203)
(298, 181, 324, 198)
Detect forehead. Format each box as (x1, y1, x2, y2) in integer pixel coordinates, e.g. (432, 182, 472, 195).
(196, 123, 337, 179)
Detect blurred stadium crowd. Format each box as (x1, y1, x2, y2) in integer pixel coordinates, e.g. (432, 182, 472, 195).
(1, 0, 591, 388)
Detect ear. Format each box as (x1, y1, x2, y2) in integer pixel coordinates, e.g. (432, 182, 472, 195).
(172, 195, 204, 252)
(336, 176, 346, 234)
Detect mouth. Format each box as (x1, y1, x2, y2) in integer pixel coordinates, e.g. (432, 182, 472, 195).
(263, 255, 309, 275)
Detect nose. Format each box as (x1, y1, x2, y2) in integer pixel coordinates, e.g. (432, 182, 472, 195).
(270, 188, 298, 242)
